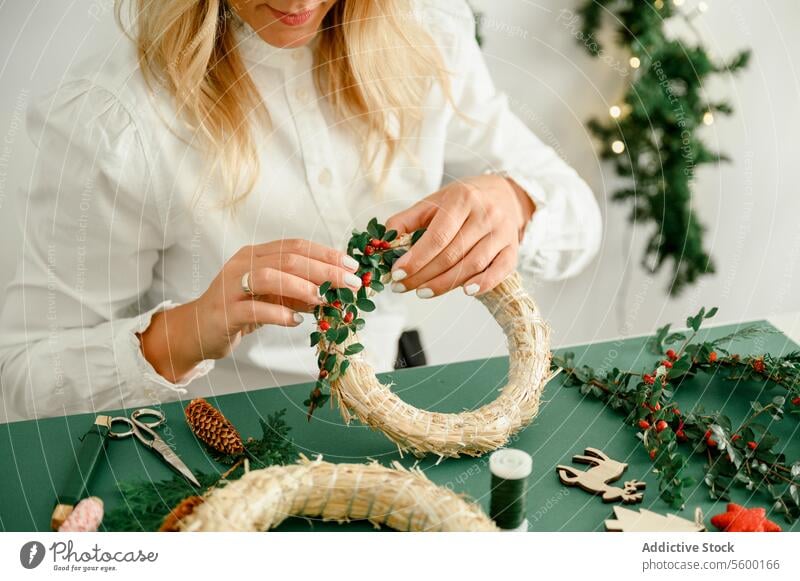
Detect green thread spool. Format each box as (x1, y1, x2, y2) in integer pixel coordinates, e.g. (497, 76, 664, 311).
(489, 448, 532, 531)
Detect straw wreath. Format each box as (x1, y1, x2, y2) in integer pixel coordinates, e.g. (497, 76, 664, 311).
(177, 456, 498, 532)
(310, 223, 556, 458)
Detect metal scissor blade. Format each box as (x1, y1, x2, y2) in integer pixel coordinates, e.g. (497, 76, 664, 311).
(150, 438, 201, 488)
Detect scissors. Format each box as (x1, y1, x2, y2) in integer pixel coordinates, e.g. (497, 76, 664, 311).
(107, 408, 200, 487)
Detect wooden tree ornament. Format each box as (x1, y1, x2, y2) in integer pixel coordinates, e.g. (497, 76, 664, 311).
(175, 456, 498, 532)
(556, 447, 646, 503)
(605, 507, 705, 532)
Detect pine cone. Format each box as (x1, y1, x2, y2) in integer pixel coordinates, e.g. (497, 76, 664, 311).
(184, 398, 245, 455)
(159, 495, 204, 532)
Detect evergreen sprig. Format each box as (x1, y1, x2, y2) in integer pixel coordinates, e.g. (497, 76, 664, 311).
(553, 308, 800, 522)
(103, 410, 296, 531)
(576, 0, 750, 294)
(306, 218, 425, 419)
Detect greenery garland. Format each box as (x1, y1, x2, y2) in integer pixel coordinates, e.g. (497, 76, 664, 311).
(576, 0, 750, 294)
(306, 218, 424, 418)
(552, 308, 800, 523)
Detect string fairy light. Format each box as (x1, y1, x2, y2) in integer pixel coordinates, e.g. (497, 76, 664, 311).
(609, 105, 622, 119)
(611, 140, 626, 154)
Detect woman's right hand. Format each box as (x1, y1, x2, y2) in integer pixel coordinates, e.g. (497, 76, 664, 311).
(138, 239, 362, 383)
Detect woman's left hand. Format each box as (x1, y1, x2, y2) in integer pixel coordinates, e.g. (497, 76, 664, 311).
(385, 174, 536, 298)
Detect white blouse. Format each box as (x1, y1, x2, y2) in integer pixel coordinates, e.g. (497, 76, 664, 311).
(0, 0, 601, 420)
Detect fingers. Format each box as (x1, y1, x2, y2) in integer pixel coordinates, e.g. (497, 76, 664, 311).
(253, 254, 362, 291)
(246, 239, 360, 272)
(246, 269, 324, 306)
(390, 214, 488, 293)
(390, 201, 470, 283)
(462, 245, 517, 296)
(385, 199, 436, 237)
(403, 233, 510, 298)
(232, 300, 304, 328)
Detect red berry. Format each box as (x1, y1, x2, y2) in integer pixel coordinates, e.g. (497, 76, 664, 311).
(364, 245, 375, 256)
(638, 419, 651, 430)
(662, 360, 673, 368)
(319, 369, 329, 379)
(332, 300, 342, 309)
(343, 311, 354, 323)
(361, 272, 372, 286)
(676, 430, 687, 442)
(655, 420, 668, 433)
(707, 437, 718, 448)
(731, 434, 741, 442)
(673, 408, 681, 416)
(747, 441, 758, 450)
(318, 321, 330, 331)
(379, 240, 391, 249)
(753, 359, 765, 373)
(704, 429, 712, 440)
(370, 238, 382, 248)
(643, 374, 655, 385)
(793, 397, 800, 406)
(653, 402, 661, 411)
(709, 351, 718, 363)
(649, 449, 657, 460)
(666, 349, 677, 361)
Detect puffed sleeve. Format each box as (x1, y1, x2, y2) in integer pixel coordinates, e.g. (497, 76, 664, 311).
(430, 0, 602, 281)
(0, 80, 213, 421)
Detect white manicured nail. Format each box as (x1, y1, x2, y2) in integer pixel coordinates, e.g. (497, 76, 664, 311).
(342, 256, 359, 271)
(293, 312, 304, 324)
(345, 273, 363, 288)
(417, 288, 434, 299)
(392, 269, 407, 282)
(391, 282, 406, 293)
(464, 283, 480, 296)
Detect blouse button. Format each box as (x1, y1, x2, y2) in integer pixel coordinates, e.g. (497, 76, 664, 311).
(296, 87, 309, 103)
(318, 168, 333, 186)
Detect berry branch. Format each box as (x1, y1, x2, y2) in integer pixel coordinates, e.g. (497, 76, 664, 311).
(552, 307, 800, 522)
(305, 218, 425, 419)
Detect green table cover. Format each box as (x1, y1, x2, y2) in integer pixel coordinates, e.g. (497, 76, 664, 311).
(1, 320, 798, 532)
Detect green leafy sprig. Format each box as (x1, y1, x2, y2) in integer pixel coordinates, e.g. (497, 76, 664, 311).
(306, 218, 425, 419)
(553, 307, 800, 522)
(576, 1, 750, 294)
(103, 410, 296, 531)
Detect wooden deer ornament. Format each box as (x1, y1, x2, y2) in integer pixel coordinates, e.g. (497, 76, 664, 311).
(556, 448, 646, 504)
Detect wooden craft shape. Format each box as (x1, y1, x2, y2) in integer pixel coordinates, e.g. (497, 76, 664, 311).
(605, 506, 705, 532)
(556, 447, 645, 503)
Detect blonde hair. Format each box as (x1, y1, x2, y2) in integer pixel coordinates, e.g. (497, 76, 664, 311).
(117, 0, 450, 208)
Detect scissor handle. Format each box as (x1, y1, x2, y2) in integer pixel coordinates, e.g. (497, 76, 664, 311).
(107, 408, 165, 439)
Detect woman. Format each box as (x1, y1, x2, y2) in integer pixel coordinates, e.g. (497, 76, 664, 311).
(0, 0, 601, 420)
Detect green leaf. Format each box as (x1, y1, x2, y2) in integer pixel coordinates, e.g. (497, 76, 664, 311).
(335, 326, 349, 344)
(339, 359, 350, 376)
(384, 229, 398, 242)
(310, 332, 321, 347)
(319, 281, 331, 296)
(705, 307, 719, 319)
(371, 280, 385, 292)
(356, 298, 376, 312)
(338, 288, 355, 303)
(366, 218, 380, 238)
(325, 328, 338, 342)
(324, 355, 337, 372)
(411, 228, 426, 245)
(345, 343, 365, 356)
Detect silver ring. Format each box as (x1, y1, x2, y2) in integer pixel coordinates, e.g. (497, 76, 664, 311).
(241, 271, 256, 297)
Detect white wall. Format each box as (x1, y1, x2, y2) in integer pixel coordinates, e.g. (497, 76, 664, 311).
(1, 1, 799, 368)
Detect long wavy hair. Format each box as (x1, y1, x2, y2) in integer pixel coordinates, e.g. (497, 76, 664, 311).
(116, 0, 450, 208)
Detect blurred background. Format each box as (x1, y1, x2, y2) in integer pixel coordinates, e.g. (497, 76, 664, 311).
(1, 0, 799, 372)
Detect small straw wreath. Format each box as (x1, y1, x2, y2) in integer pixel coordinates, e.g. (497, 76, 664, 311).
(331, 236, 555, 457)
(178, 456, 498, 532)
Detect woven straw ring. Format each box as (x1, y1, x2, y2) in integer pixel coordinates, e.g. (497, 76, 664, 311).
(328, 248, 556, 459)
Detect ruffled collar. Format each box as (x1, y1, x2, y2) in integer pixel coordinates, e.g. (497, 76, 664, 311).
(230, 13, 316, 69)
